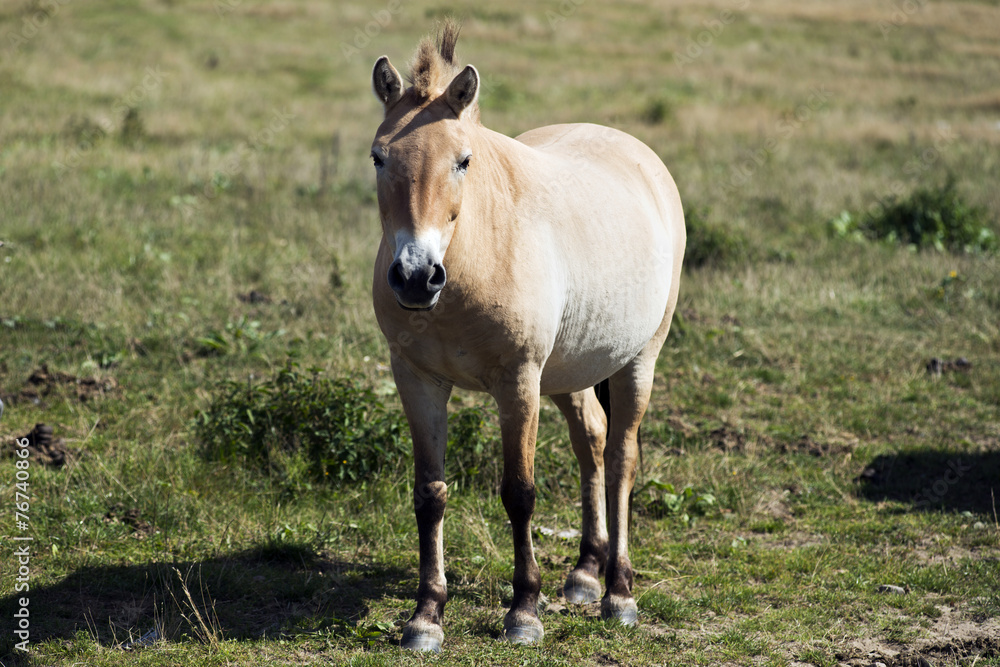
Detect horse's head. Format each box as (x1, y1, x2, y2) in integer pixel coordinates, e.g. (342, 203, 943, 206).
(370, 26, 479, 311)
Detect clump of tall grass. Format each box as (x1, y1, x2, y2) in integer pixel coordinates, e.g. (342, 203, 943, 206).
(829, 176, 996, 253)
(194, 362, 408, 485)
(683, 206, 754, 269)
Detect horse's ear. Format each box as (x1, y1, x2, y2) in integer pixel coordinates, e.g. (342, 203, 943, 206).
(444, 65, 479, 118)
(372, 56, 403, 110)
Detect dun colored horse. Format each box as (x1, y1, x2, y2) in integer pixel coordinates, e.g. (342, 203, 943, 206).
(370, 24, 685, 651)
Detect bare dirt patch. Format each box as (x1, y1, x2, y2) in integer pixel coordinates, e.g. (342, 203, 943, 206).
(706, 425, 857, 460)
(3, 364, 120, 406)
(777, 432, 859, 458)
(710, 426, 751, 453)
(839, 603, 1000, 666)
(753, 488, 796, 523)
(4, 423, 77, 467)
(104, 503, 155, 538)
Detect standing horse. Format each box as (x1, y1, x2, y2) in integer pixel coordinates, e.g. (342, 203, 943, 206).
(370, 24, 685, 651)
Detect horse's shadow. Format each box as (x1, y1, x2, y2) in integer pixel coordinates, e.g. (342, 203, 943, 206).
(0, 541, 411, 659)
(856, 447, 1000, 515)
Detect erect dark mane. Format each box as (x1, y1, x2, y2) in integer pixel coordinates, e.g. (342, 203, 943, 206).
(407, 19, 463, 101)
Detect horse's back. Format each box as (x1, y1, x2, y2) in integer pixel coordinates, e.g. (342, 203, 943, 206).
(517, 123, 682, 226)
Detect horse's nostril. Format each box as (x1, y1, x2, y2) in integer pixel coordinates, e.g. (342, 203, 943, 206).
(387, 260, 407, 291)
(427, 263, 447, 291)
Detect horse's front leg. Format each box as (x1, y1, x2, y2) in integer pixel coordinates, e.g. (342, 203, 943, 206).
(494, 370, 544, 644)
(393, 358, 453, 653)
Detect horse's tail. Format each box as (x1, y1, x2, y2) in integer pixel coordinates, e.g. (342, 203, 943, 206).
(594, 377, 611, 426)
(594, 378, 641, 535)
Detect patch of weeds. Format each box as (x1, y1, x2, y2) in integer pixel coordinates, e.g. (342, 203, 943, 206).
(193, 362, 408, 485)
(638, 480, 718, 524)
(641, 96, 673, 124)
(684, 206, 753, 269)
(290, 617, 396, 648)
(447, 405, 502, 494)
(829, 176, 997, 253)
(193, 316, 284, 357)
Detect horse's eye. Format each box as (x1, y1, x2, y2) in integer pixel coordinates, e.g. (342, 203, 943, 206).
(371, 152, 384, 169)
(457, 155, 471, 173)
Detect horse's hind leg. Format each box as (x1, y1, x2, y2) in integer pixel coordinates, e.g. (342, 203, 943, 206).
(551, 389, 609, 603)
(602, 335, 666, 625)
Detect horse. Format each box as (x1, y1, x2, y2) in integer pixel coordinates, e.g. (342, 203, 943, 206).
(369, 23, 685, 652)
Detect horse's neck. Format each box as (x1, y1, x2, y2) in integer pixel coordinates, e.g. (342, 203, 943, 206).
(438, 122, 554, 297)
(465, 126, 536, 232)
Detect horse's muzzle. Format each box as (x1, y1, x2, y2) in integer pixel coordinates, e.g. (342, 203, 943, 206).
(388, 258, 446, 310)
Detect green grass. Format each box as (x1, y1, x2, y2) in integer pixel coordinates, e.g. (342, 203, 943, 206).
(2, 0, 1000, 665)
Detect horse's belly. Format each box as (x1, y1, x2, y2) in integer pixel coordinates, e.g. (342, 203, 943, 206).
(539, 268, 673, 395)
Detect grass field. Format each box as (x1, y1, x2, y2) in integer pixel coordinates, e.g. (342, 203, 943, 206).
(2, 0, 1000, 665)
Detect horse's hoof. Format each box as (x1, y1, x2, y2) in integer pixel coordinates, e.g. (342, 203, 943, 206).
(400, 619, 444, 653)
(503, 611, 544, 645)
(601, 595, 638, 626)
(563, 570, 601, 604)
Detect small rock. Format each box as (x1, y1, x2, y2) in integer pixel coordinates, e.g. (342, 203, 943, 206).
(546, 603, 568, 615)
(927, 356, 972, 376)
(238, 290, 271, 304)
(122, 627, 159, 650)
(876, 584, 907, 595)
(874, 662, 887, 667)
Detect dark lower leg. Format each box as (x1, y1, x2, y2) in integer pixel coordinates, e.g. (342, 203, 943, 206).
(575, 534, 609, 580)
(501, 476, 541, 618)
(402, 480, 448, 650)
